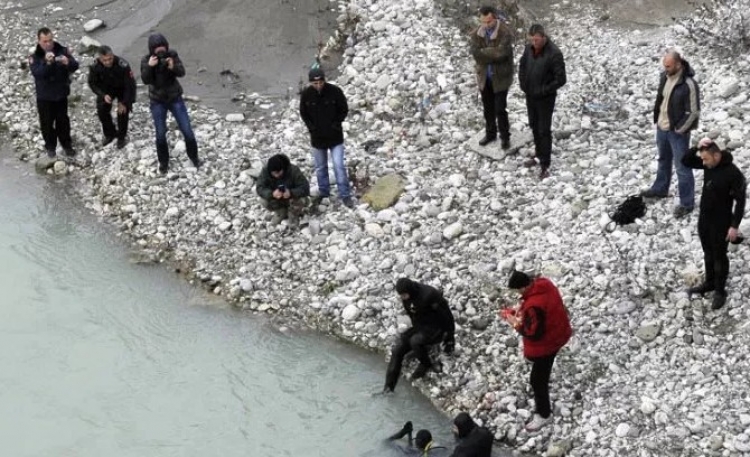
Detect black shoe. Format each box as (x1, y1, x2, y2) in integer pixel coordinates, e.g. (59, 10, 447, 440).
(687, 283, 714, 297)
(116, 138, 128, 149)
(501, 138, 511, 150)
(63, 147, 77, 157)
(102, 136, 116, 147)
(158, 164, 169, 175)
(712, 292, 727, 310)
(193, 159, 204, 169)
(539, 167, 550, 180)
(342, 197, 355, 209)
(640, 189, 668, 199)
(45, 149, 57, 158)
(673, 206, 694, 219)
(410, 363, 430, 381)
(312, 196, 326, 206)
(478, 135, 497, 146)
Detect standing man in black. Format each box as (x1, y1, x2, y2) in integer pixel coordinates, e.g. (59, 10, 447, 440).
(29, 27, 79, 157)
(683, 138, 746, 310)
(383, 278, 455, 393)
(518, 24, 566, 179)
(88, 45, 136, 149)
(471, 6, 514, 149)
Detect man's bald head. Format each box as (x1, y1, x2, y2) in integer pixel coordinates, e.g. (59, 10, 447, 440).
(663, 50, 683, 76)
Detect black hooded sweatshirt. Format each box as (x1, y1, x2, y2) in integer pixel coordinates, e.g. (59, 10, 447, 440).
(451, 413, 493, 457)
(140, 33, 185, 103)
(255, 154, 311, 201)
(396, 278, 455, 344)
(682, 148, 746, 229)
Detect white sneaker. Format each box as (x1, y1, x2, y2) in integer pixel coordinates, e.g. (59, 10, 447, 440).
(525, 414, 552, 431)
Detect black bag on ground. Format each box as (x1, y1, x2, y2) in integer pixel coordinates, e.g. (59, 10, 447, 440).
(610, 195, 646, 226)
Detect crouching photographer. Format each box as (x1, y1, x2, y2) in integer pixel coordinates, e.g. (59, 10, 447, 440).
(256, 154, 310, 227)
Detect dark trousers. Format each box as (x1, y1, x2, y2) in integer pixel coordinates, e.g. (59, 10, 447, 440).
(526, 95, 556, 169)
(480, 78, 509, 141)
(97, 99, 130, 140)
(384, 326, 442, 390)
(699, 222, 730, 294)
(528, 352, 557, 418)
(37, 99, 72, 152)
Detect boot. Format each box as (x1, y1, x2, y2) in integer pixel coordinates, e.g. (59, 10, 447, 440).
(687, 283, 714, 297)
(410, 363, 431, 381)
(478, 135, 497, 146)
(712, 291, 727, 310)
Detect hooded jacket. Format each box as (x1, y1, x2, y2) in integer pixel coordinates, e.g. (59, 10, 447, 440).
(255, 155, 310, 201)
(299, 82, 348, 149)
(518, 38, 566, 99)
(29, 41, 80, 101)
(683, 148, 747, 229)
(450, 413, 493, 457)
(516, 277, 572, 358)
(396, 278, 455, 344)
(470, 20, 514, 92)
(140, 33, 185, 103)
(88, 55, 137, 106)
(652, 59, 700, 134)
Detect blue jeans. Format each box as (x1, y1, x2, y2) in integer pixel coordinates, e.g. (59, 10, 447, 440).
(312, 143, 351, 199)
(651, 129, 694, 208)
(150, 96, 198, 165)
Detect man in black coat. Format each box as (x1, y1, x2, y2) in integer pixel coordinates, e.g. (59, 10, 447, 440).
(683, 138, 746, 309)
(88, 45, 136, 149)
(299, 67, 354, 208)
(141, 33, 200, 174)
(29, 27, 80, 157)
(450, 412, 493, 457)
(518, 24, 566, 179)
(383, 278, 456, 392)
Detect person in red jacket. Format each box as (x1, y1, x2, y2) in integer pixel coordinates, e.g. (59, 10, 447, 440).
(500, 270, 572, 431)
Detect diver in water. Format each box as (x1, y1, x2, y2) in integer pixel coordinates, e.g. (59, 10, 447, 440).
(387, 421, 450, 456)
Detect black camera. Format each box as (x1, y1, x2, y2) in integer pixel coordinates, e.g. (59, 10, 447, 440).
(155, 50, 168, 66)
(277, 184, 286, 192)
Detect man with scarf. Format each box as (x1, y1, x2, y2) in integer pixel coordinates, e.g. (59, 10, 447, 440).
(383, 278, 455, 393)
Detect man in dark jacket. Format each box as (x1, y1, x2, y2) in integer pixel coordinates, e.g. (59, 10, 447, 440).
(471, 6, 514, 149)
(256, 154, 310, 226)
(501, 270, 572, 432)
(140, 33, 200, 174)
(518, 24, 566, 179)
(88, 45, 136, 149)
(299, 67, 354, 208)
(683, 138, 746, 310)
(642, 50, 701, 218)
(383, 278, 456, 393)
(29, 27, 80, 157)
(450, 413, 493, 457)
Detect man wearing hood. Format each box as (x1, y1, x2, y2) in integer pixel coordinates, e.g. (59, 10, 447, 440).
(641, 50, 701, 218)
(501, 270, 572, 431)
(682, 138, 746, 310)
(383, 278, 456, 392)
(450, 412, 493, 457)
(29, 27, 80, 157)
(256, 154, 310, 226)
(140, 33, 201, 174)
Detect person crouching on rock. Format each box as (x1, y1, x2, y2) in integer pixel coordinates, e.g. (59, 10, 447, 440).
(500, 270, 572, 432)
(256, 154, 310, 226)
(383, 278, 456, 393)
(451, 412, 493, 457)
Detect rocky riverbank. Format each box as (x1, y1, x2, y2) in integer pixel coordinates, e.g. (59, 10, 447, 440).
(3, 0, 750, 455)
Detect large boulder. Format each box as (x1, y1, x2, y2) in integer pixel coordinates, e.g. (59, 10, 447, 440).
(362, 173, 405, 210)
(35, 156, 58, 173)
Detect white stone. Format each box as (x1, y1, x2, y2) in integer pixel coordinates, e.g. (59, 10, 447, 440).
(443, 222, 463, 240)
(342, 304, 360, 321)
(365, 223, 385, 238)
(615, 423, 630, 438)
(225, 113, 244, 122)
(448, 173, 465, 187)
(83, 19, 104, 33)
(165, 207, 180, 218)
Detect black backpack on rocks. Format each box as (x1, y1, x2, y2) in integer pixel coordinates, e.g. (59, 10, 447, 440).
(609, 195, 646, 226)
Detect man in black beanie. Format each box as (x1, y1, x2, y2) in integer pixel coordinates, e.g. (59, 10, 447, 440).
(501, 270, 571, 431)
(299, 66, 355, 209)
(383, 278, 456, 392)
(256, 154, 310, 226)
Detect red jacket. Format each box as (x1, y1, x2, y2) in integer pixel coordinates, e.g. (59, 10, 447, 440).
(516, 277, 572, 358)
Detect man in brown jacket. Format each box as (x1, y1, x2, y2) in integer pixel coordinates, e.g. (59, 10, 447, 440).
(471, 6, 514, 149)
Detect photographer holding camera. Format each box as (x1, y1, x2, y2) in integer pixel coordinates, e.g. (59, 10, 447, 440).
(140, 33, 201, 174)
(29, 27, 79, 157)
(256, 154, 310, 226)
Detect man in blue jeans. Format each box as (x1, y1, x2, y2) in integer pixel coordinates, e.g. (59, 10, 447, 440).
(299, 67, 354, 208)
(641, 50, 700, 218)
(141, 33, 201, 174)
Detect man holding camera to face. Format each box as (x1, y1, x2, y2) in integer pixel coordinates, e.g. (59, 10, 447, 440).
(29, 27, 80, 158)
(140, 33, 200, 174)
(256, 154, 311, 226)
